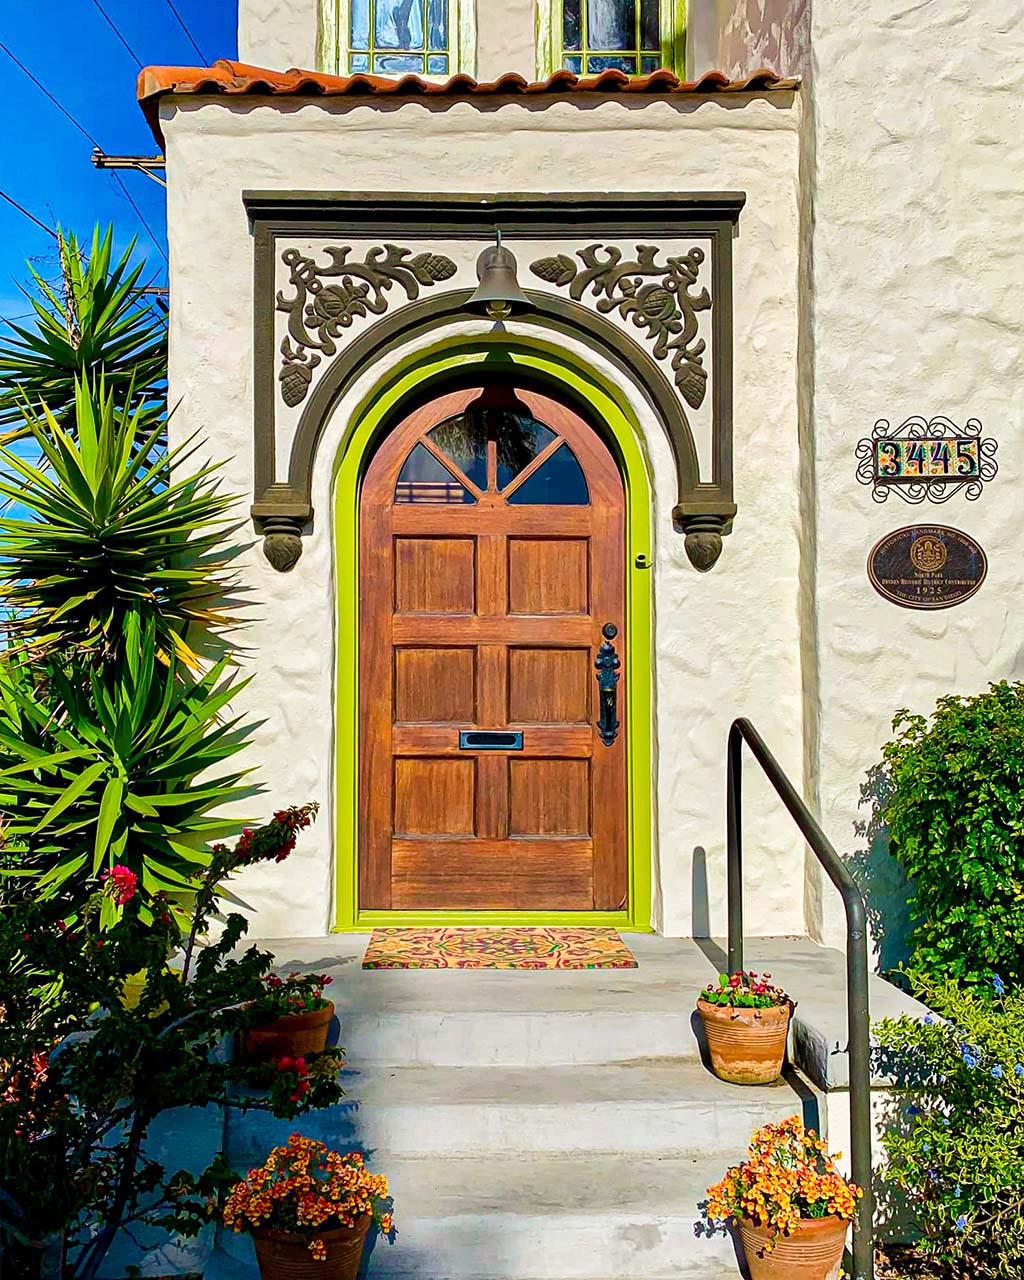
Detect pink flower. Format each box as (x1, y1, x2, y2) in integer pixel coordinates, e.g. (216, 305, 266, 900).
(102, 864, 138, 906)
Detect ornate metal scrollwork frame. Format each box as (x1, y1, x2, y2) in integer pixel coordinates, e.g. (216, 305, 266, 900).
(244, 192, 744, 571)
(856, 416, 998, 504)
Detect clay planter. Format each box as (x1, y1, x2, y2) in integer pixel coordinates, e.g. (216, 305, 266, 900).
(737, 1215, 850, 1280)
(253, 1218, 370, 1280)
(242, 1000, 335, 1062)
(696, 997, 792, 1084)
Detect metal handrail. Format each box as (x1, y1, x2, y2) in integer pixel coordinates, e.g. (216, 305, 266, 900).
(727, 717, 874, 1280)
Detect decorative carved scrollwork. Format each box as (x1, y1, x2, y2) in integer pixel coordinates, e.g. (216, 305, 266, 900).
(276, 244, 458, 406)
(530, 245, 711, 409)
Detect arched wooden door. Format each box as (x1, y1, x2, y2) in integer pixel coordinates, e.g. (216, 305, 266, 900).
(358, 383, 627, 912)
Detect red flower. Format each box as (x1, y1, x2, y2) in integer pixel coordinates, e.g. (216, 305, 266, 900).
(101, 864, 138, 906)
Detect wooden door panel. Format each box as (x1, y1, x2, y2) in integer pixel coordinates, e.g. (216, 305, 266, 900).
(391, 838, 594, 910)
(394, 537, 475, 613)
(508, 649, 592, 724)
(508, 539, 589, 615)
(393, 758, 476, 836)
(509, 759, 591, 836)
(359, 383, 627, 914)
(394, 648, 476, 723)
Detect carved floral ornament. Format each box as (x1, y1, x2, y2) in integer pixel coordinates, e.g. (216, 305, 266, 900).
(274, 240, 713, 415)
(259, 224, 732, 576)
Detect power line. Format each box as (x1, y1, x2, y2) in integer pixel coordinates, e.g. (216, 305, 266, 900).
(89, 0, 144, 70)
(0, 40, 168, 265)
(0, 187, 57, 240)
(0, 39, 99, 147)
(164, 0, 210, 65)
(109, 173, 169, 264)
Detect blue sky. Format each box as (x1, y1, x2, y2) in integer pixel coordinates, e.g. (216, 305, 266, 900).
(0, 1, 237, 324)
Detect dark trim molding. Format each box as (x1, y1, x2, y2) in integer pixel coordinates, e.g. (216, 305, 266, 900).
(246, 192, 744, 570)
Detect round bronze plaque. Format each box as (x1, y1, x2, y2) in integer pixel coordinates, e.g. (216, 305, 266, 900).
(868, 524, 987, 609)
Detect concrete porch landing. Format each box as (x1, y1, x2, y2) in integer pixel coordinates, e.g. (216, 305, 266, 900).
(208, 934, 925, 1280)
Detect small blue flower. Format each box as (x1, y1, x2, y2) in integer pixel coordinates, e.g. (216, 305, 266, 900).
(961, 1043, 981, 1069)
(907, 1103, 923, 1117)
(924, 1013, 936, 1025)
(956, 1215, 967, 1232)
(991, 1064, 1004, 1079)
(1015, 1064, 1024, 1077)
(927, 1169, 939, 1183)
(955, 1184, 962, 1197)
(992, 973, 1006, 996)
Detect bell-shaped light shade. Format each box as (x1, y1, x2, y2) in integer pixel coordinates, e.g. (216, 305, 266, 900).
(466, 239, 533, 319)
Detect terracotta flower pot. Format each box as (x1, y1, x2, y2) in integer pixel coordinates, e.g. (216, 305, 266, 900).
(243, 1000, 335, 1061)
(737, 1215, 849, 1280)
(696, 997, 792, 1084)
(253, 1218, 371, 1280)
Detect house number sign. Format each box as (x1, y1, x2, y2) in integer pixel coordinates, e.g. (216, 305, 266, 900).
(856, 416, 998, 504)
(867, 524, 987, 610)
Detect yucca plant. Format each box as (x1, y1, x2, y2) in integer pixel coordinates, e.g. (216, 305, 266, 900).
(0, 226, 165, 439)
(0, 378, 237, 668)
(0, 618, 254, 926)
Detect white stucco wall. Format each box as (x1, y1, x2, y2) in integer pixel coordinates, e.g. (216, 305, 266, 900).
(237, 0, 319, 70)
(806, 1, 1024, 960)
(161, 89, 804, 938)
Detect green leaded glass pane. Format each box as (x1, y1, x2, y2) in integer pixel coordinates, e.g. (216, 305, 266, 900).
(349, 0, 451, 74)
(562, 0, 663, 76)
(563, 0, 582, 50)
(376, 0, 424, 49)
(588, 0, 635, 49)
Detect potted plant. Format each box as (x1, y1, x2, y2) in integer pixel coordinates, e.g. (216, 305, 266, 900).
(241, 972, 336, 1062)
(701, 1117, 861, 1280)
(696, 971, 793, 1084)
(222, 1134, 395, 1279)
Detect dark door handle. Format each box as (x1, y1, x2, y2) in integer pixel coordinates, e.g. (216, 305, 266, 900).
(595, 622, 621, 747)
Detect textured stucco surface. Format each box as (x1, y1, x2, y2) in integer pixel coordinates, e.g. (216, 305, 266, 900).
(162, 91, 803, 938)
(687, 0, 810, 80)
(476, 0, 535, 80)
(237, 0, 319, 69)
(806, 0, 1024, 953)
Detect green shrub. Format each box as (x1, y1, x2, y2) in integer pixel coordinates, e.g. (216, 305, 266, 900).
(875, 974, 1024, 1279)
(880, 683, 1024, 985)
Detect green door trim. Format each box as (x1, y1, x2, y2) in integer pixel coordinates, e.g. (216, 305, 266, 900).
(331, 337, 655, 932)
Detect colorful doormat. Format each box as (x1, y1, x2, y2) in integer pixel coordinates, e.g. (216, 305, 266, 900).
(361, 926, 638, 970)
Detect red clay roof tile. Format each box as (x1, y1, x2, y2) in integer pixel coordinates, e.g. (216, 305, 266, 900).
(137, 58, 798, 146)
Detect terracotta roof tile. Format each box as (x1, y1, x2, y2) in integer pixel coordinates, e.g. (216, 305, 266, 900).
(138, 58, 798, 146)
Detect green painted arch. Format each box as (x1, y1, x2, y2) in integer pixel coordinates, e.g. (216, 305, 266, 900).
(331, 336, 655, 931)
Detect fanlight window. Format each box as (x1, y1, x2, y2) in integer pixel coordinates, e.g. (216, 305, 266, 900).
(394, 407, 589, 506)
(345, 0, 473, 76)
(538, 0, 681, 78)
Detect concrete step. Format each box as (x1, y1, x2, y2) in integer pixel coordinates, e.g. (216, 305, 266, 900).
(209, 1153, 749, 1279)
(226, 1061, 822, 1161)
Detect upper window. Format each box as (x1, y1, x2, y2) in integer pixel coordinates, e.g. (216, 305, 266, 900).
(563, 0, 660, 75)
(319, 0, 474, 77)
(537, 0, 683, 78)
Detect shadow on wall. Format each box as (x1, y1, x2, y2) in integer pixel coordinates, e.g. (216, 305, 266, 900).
(847, 763, 915, 979)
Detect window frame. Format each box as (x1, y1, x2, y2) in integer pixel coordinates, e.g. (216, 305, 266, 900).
(318, 0, 476, 78)
(536, 0, 686, 80)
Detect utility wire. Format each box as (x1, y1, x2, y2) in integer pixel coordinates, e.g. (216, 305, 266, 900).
(164, 0, 210, 65)
(0, 39, 96, 147)
(0, 40, 168, 264)
(0, 187, 57, 240)
(89, 0, 144, 70)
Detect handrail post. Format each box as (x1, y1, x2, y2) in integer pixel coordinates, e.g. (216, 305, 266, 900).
(847, 903, 875, 1280)
(726, 718, 874, 1280)
(726, 722, 743, 974)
